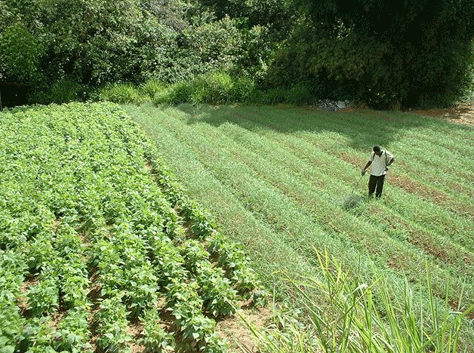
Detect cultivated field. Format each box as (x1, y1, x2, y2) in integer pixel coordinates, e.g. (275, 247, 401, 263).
(1, 101, 473, 352)
(0, 103, 260, 353)
(125, 103, 474, 351)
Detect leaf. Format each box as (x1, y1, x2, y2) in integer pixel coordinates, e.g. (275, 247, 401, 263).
(0, 345, 15, 353)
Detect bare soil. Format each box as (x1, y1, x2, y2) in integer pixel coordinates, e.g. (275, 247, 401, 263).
(216, 301, 273, 353)
(409, 102, 474, 127)
(336, 101, 474, 127)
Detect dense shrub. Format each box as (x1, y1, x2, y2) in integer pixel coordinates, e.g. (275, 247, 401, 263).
(269, 0, 474, 109)
(1, 0, 252, 105)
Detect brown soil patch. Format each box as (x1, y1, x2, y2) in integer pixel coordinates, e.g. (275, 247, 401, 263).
(373, 209, 474, 267)
(47, 310, 67, 331)
(337, 151, 363, 168)
(390, 173, 474, 219)
(87, 266, 102, 303)
(128, 318, 146, 353)
(52, 218, 61, 233)
(388, 256, 410, 272)
(410, 102, 474, 127)
(337, 101, 474, 127)
(216, 301, 272, 353)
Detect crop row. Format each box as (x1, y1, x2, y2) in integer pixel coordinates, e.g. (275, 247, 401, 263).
(0, 103, 260, 352)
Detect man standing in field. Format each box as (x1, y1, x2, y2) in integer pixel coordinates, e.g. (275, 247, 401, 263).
(361, 145, 395, 198)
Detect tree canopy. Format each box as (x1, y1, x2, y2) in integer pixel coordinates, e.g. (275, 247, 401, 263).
(272, 0, 474, 107)
(1, 0, 255, 87)
(1, 0, 474, 108)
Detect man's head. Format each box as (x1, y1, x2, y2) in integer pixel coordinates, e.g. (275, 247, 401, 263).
(373, 145, 382, 156)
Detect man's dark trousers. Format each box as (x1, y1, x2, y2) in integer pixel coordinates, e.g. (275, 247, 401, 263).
(368, 174, 386, 198)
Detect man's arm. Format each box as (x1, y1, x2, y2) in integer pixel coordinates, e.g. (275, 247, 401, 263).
(361, 160, 372, 175)
(385, 157, 395, 171)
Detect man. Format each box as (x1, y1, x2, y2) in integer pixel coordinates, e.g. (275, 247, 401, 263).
(361, 145, 395, 198)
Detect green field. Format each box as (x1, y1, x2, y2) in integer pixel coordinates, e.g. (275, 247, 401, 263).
(124, 103, 474, 350)
(0, 103, 259, 353)
(1, 102, 474, 352)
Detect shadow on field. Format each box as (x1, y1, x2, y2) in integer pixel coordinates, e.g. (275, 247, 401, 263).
(177, 104, 445, 151)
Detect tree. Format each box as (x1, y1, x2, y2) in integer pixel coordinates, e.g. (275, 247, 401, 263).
(0, 23, 43, 84)
(1, 0, 256, 100)
(0, 0, 44, 87)
(271, 0, 474, 108)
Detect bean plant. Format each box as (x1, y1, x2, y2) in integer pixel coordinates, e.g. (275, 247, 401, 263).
(0, 102, 261, 352)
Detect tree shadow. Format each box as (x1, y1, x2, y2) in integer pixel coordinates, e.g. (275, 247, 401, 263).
(175, 104, 446, 152)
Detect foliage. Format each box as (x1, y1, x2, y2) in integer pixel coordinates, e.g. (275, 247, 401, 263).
(96, 296, 133, 352)
(3, 0, 474, 108)
(54, 308, 92, 352)
(151, 71, 258, 105)
(197, 0, 295, 36)
(31, 79, 86, 105)
(26, 278, 60, 317)
(138, 306, 175, 352)
(99, 83, 149, 104)
(139, 78, 166, 98)
(104, 73, 316, 106)
(244, 251, 474, 353)
(0, 251, 27, 351)
(0, 102, 261, 351)
(0, 0, 259, 105)
(272, 0, 474, 108)
(0, 22, 43, 84)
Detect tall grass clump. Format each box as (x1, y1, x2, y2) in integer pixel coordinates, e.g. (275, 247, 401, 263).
(99, 74, 317, 106)
(152, 72, 258, 105)
(230, 76, 257, 102)
(244, 250, 474, 353)
(154, 80, 193, 105)
(191, 72, 234, 104)
(99, 82, 147, 104)
(139, 78, 166, 99)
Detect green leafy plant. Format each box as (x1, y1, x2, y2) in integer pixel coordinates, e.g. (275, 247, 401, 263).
(0, 102, 260, 352)
(196, 262, 238, 318)
(139, 307, 175, 352)
(22, 317, 56, 353)
(179, 239, 211, 273)
(54, 307, 92, 353)
(96, 296, 132, 353)
(210, 237, 258, 294)
(26, 278, 59, 317)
